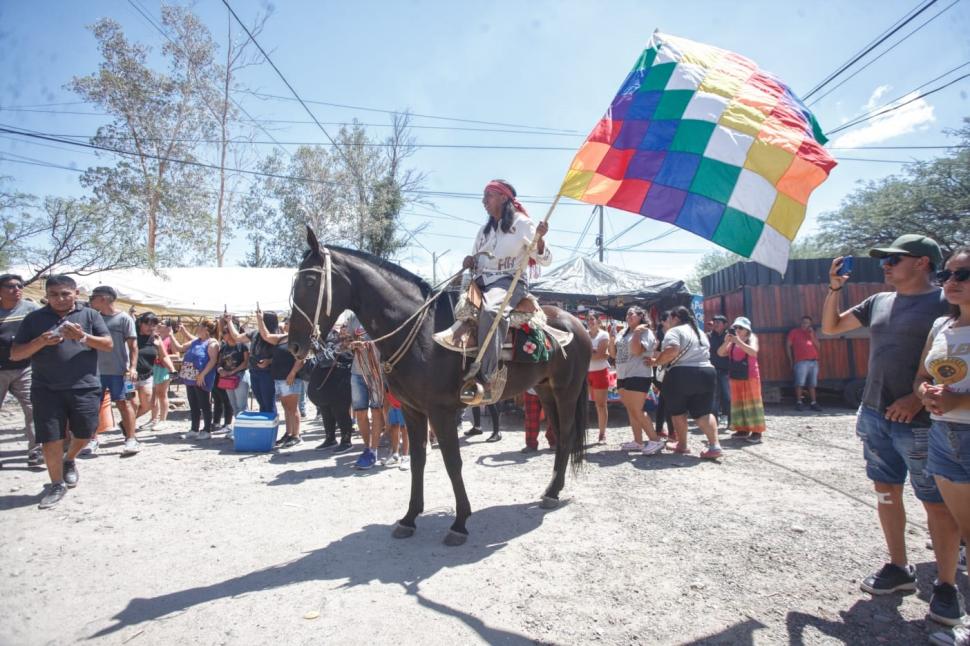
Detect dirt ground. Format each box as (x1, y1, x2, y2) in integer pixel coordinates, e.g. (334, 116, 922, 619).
(0, 394, 966, 646)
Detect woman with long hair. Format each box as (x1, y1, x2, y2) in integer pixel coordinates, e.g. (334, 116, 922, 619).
(133, 312, 170, 430)
(609, 306, 664, 455)
(648, 306, 722, 459)
(461, 179, 552, 400)
(717, 317, 766, 443)
(149, 319, 178, 429)
(916, 247, 970, 645)
(255, 305, 304, 449)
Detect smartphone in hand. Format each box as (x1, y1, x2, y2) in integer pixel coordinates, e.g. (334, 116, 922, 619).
(837, 256, 854, 276)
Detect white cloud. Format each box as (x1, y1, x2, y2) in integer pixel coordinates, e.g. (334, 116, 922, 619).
(832, 88, 935, 148)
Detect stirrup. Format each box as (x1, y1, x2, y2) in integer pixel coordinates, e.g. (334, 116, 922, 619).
(460, 380, 485, 406)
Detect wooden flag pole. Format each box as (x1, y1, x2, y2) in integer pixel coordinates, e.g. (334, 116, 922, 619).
(464, 193, 563, 381)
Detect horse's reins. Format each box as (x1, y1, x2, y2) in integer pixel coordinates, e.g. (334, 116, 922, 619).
(292, 245, 464, 375)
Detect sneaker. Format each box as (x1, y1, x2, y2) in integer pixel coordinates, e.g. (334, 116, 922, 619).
(138, 420, 156, 431)
(227, 428, 234, 441)
(730, 431, 749, 439)
(746, 433, 763, 444)
(382, 453, 400, 467)
(316, 437, 338, 450)
(334, 441, 354, 454)
(700, 446, 723, 460)
(354, 449, 376, 470)
(485, 431, 502, 443)
(464, 427, 483, 437)
(38, 483, 68, 509)
(79, 438, 99, 457)
(27, 447, 44, 466)
(930, 625, 970, 646)
(521, 445, 538, 454)
(197, 431, 211, 440)
(274, 435, 288, 446)
(930, 581, 966, 627)
(398, 455, 410, 471)
(621, 441, 644, 451)
(642, 440, 664, 456)
(795, 401, 804, 411)
(281, 435, 303, 449)
(183, 431, 201, 440)
(63, 460, 79, 488)
(860, 563, 917, 595)
(810, 402, 823, 412)
(121, 437, 141, 456)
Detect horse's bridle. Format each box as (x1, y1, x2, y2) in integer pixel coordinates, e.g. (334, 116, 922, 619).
(290, 247, 332, 342)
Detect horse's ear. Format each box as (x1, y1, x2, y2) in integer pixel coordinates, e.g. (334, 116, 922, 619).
(306, 226, 321, 257)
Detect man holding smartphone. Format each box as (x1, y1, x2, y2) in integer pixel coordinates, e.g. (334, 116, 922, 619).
(822, 234, 963, 626)
(11, 275, 113, 509)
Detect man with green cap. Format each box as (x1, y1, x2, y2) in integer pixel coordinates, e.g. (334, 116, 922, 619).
(822, 234, 962, 626)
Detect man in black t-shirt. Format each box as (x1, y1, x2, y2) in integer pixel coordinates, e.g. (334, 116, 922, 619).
(0, 273, 40, 464)
(11, 275, 113, 509)
(823, 234, 963, 626)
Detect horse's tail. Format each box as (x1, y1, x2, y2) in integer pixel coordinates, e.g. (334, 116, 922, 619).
(570, 378, 587, 471)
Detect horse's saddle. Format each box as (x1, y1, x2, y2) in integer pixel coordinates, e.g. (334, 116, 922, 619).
(432, 281, 573, 361)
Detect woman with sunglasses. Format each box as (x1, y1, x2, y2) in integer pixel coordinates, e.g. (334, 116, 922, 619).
(916, 247, 970, 645)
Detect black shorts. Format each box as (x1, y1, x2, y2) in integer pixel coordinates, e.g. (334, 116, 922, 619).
(32, 386, 101, 443)
(616, 377, 652, 393)
(662, 366, 715, 419)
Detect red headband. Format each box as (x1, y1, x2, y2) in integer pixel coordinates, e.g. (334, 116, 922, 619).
(485, 181, 528, 216)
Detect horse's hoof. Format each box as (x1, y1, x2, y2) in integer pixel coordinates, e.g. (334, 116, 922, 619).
(392, 522, 416, 539)
(540, 495, 560, 509)
(443, 530, 468, 546)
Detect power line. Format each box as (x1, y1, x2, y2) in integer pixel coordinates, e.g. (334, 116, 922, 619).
(826, 72, 970, 136)
(803, 0, 940, 100)
(237, 89, 579, 134)
(807, 0, 960, 106)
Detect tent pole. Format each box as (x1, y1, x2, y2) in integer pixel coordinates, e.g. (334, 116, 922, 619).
(597, 206, 604, 262)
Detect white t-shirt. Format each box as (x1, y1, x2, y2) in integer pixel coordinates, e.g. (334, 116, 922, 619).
(661, 324, 712, 369)
(472, 212, 552, 287)
(588, 329, 610, 372)
(615, 327, 655, 379)
(925, 317, 970, 425)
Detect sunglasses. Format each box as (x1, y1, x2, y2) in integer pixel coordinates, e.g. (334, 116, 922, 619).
(1, 283, 24, 290)
(936, 268, 970, 284)
(880, 254, 917, 267)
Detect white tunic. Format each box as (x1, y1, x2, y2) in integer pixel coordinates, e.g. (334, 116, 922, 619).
(471, 212, 552, 287)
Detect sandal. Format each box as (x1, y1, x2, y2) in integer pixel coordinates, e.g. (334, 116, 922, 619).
(730, 431, 750, 439)
(667, 443, 691, 454)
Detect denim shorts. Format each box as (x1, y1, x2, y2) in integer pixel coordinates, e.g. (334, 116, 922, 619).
(793, 360, 818, 388)
(387, 407, 405, 426)
(856, 405, 942, 503)
(274, 379, 302, 398)
(927, 420, 970, 484)
(351, 373, 380, 411)
(100, 374, 128, 402)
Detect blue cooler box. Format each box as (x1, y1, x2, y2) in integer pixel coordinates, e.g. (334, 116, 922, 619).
(233, 412, 279, 452)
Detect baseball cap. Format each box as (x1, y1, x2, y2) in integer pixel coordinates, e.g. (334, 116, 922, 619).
(731, 316, 752, 331)
(712, 314, 728, 322)
(869, 234, 943, 267)
(91, 285, 118, 300)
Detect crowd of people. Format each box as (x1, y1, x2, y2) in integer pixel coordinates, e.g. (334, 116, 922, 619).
(0, 229, 967, 644)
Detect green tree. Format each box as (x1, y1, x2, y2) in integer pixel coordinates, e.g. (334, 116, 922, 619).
(70, 15, 216, 265)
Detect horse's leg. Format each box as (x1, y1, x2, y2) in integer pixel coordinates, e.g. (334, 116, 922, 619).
(430, 407, 472, 546)
(536, 384, 573, 509)
(393, 408, 428, 539)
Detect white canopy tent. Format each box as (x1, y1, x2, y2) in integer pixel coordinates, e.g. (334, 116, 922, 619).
(19, 267, 300, 317)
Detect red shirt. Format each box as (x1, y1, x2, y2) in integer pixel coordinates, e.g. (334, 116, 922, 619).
(787, 328, 819, 362)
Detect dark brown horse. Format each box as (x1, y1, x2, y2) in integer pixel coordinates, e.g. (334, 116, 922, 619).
(288, 228, 591, 545)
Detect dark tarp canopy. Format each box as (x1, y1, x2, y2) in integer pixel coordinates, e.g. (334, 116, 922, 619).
(531, 256, 692, 319)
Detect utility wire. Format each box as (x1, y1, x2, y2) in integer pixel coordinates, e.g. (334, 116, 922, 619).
(803, 0, 940, 100)
(807, 0, 960, 106)
(826, 72, 970, 136)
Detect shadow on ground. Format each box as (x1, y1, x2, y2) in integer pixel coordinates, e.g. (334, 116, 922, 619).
(91, 501, 560, 642)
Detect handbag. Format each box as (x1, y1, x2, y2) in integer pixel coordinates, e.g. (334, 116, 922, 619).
(178, 361, 199, 383)
(728, 354, 749, 380)
(655, 337, 691, 383)
(217, 374, 241, 390)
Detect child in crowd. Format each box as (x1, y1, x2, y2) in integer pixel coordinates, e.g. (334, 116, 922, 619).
(382, 387, 410, 469)
(522, 388, 556, 453)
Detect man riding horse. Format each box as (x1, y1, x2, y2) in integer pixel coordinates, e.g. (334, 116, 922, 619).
(462, 179, 551, 401)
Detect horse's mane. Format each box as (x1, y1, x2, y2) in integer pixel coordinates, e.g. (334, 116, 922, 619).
(325, 245, 433, 297)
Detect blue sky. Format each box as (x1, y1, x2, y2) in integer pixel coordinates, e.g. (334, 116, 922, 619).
(1, 0, 968, 281)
